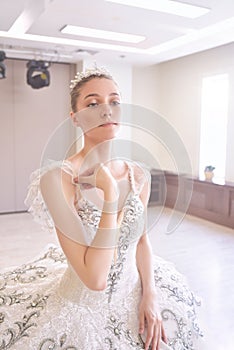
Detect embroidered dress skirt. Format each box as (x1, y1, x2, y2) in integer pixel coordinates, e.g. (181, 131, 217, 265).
(0, 245, 204, 350)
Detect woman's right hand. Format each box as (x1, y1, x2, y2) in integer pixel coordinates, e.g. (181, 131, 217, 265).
(76, 163, 119, 201)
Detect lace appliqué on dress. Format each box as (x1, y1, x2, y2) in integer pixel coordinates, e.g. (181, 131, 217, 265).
(75, 197, 101, 244)
(104, 314, 145, 350)
(106, 193, 145, 302)
(0, 246, 66, 350)
(153, 257, 203, 350)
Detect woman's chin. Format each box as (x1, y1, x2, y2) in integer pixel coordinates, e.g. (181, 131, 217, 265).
(85, 125, 120, 141)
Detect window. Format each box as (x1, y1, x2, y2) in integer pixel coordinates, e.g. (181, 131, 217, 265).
(199, 74, 229, 181)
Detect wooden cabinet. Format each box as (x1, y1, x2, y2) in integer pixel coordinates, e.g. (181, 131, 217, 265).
(163, 171, 234, 229)
(148, 169, 165, 206)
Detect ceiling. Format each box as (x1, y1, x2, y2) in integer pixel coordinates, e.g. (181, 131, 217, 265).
(0, 0, 234, 66)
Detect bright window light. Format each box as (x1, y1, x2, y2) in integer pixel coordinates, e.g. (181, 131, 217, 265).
(61, 25, 145, 43)
(199, 74, 229, 181)
(106, 0, 210, 18)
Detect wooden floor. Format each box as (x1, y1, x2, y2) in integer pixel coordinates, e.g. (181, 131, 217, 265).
(1, 207, 234, 349)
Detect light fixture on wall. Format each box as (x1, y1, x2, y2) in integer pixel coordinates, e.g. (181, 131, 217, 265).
(26, 60, 50, 89)
(0, 51, 6, 79)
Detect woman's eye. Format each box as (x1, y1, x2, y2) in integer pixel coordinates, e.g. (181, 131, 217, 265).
(111, 100, 120, 106)
(87, 102, 98, 108)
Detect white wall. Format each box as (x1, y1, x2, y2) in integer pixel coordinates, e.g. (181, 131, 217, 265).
(132, 42, 234, 182)
(132, 64, 161, 111)
(0, 59, 75, 212)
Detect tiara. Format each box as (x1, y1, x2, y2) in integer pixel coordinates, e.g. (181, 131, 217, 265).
(70, 66, 112, 90)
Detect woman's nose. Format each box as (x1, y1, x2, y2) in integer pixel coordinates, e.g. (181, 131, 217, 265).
(100, 104, 112, 118)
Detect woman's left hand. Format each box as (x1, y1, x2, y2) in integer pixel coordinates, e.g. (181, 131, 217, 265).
(138, 291, 167, 350)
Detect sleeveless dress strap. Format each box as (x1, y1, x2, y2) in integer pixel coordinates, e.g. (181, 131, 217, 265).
(62, 160, 85, 202)
(126, 161, 150, 196)
(61, 160, 75, 177)
(127, 162, 137, 194)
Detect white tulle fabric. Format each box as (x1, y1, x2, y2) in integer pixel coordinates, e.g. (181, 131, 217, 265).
(24, 160, 75, 234)
(0, 161, 204, 350)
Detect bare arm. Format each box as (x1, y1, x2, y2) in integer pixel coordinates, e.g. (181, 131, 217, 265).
(136, 176, 156, 295)
(136, 233, 156, 295)
(40, 165, 119, 291)
(136, 172, 167, 350)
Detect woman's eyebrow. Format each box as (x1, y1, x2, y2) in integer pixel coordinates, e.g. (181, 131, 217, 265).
(84, 92, 120, 100)
(84, 93, 99, 100)
(110, 92, 120, 97)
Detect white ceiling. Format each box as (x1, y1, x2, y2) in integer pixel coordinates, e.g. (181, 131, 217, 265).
(0, 0, 234, 66)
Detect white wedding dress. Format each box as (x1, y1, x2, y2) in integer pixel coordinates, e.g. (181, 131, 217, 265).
(0, 160, 204, 350)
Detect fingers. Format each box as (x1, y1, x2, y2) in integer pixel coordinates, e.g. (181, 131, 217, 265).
(77, 163, 104, 187)
(152, 325, 161, 350)
(145, 316, 164, 350)
(144, 313, 156, 350)
(161, 324, 168, 344)
(78, 174, 96, 187)
(144, 327, 154, 350)
(139, 312, 145, 335)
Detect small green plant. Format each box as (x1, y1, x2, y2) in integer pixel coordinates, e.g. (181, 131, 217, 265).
(204, 165, 215, 172)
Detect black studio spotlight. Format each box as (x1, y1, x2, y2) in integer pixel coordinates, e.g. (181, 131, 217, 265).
(26, 60, 50, 89)
(0, 51, 6, 79)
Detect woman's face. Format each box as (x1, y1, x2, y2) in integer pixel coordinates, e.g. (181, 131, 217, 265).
(72, 77, 121, 142)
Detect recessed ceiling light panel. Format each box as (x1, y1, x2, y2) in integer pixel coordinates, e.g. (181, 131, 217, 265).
(105, 0, 210, 19)
(60, 25, 145, 43)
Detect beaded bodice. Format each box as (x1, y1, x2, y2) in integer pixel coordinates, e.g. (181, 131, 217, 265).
(58, 162, 146, 304)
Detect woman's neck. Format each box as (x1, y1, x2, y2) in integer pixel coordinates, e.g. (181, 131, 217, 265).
(79, 138, 114, 170)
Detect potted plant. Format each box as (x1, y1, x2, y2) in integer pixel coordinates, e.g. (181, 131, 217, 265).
(204, 165, 215, 180)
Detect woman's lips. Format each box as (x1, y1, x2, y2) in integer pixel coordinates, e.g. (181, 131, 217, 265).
(99, 122, 118, 127)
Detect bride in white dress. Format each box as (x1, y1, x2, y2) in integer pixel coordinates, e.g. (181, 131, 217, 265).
(0, 67, 203, 350)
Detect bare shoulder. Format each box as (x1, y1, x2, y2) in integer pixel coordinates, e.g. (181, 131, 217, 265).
(40, 163, 76, 205)
(65, 153, 83, 174)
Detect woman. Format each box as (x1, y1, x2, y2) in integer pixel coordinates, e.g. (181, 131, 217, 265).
(0, 67, 203, 350)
